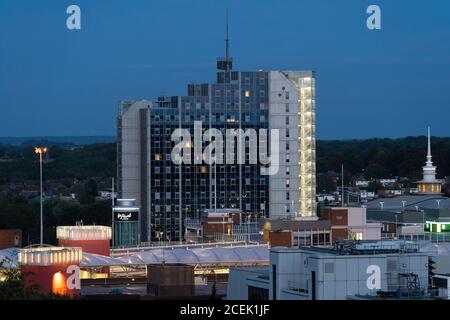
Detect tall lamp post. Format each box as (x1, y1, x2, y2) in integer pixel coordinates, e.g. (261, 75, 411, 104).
(35, 147, 47, 247)
(395, 214, 398, 239)
(421, 210, 425, 240)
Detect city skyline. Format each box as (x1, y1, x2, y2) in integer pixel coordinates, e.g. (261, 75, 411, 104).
(1, 0, 450, 139)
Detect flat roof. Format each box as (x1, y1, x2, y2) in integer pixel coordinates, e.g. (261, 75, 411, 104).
(270, 240, 423, 256)
(366, 195, 449, 210)
(263, 219, 331, 231)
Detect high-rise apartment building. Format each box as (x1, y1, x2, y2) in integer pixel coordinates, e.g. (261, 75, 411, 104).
(117, 45, 316, 242)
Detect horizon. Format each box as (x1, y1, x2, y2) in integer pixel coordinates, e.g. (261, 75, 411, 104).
(1, 0, 450, 139)
(1, 133, 450, 141)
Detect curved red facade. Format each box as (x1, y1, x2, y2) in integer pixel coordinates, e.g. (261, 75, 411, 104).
(58, 239, 110, 274)
(56, 226, 112, 274)
(58, 239, 110, 256)
(19, 247, 82, 298)
(21, 263, 80, 297)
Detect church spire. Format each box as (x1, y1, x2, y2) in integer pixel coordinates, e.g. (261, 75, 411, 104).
(427, 126, 432, 162)
(425, 126, 435, 169)
(417, 126, 442, 194)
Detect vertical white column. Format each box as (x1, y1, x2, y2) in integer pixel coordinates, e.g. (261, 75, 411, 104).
(298, 75, 316, 217)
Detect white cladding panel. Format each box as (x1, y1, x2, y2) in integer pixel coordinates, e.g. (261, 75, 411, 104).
(268, 71, 300, 219)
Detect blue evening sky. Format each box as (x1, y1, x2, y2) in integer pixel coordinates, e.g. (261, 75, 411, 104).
(0, 0, 449, 139)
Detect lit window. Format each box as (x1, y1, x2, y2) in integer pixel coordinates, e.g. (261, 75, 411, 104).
(353, 232, 363, 240)
(245, 90, 251, 97)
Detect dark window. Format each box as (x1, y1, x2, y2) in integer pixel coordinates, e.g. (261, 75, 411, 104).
(311, 271, 316, 300)
(272, 264, 277, 300)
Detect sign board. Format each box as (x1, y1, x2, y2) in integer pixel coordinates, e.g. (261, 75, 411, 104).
(114, 211, 139, 222)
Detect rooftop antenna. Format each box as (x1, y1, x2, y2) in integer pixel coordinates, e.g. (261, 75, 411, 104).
(225, 8, 230, 68)
(217, 9, 232, 73)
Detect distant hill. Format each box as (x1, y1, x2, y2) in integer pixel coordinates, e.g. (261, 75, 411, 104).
(0, 136, 116, 146)
(0, 136, 449, 190)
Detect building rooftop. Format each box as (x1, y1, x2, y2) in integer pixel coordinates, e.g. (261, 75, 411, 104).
(367, 209, 429, 224)
(366, 195, 449, 210)
(262, 219, 331, 231)
(271, 239, 422, 256)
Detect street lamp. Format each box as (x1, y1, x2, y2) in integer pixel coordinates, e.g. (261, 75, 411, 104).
(158, 231, 164, 246)
(247, 214, 251, 243)
(395, 214, 398, 239)
(401, 201, 407, 210)
(35, 147, 47, 247)
(222, 214, 225, 240)
(421, 210, 425, 239)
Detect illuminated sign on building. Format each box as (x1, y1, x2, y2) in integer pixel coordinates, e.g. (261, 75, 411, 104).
(114, 211, 139, 222)
(113, 199, 140, 246)
(52, 265, 81, 295)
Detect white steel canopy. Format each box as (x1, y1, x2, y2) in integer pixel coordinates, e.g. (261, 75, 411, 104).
(0, 245, 269, 268)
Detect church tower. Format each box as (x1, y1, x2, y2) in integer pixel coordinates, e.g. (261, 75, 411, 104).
(417, 127, 443, 194)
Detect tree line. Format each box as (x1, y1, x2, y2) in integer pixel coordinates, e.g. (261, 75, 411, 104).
(0, 136, 449, 246)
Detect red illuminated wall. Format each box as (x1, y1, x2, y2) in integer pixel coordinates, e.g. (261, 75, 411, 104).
(58, 239, 110, 256)
(58, 239, 110, 274)
(21, 263, 80, 297)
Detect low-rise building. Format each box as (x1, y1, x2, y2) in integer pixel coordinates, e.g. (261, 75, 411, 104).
(355, 180, 370, 188)
(227, 240, 430, 300)
(360, 190, 376, 200)
(146, 264, 195, 297)
(378, 179, 398, 187)
(98, 191, 117, 200)
(323, 207, 381, 242)
(185, 209, 242, 242)
(0, 229, 22, 249)
(261, 219, 331, 247)
(365, 195, 450, 238)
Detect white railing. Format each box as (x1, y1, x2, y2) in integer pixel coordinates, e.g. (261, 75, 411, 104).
(111, 241, 267, 256)
(382, 232, 450, 243)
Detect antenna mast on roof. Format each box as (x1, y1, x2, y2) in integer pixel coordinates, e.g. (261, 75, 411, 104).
(217, 9, 232, 72)
(226, 8, 230, 68)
